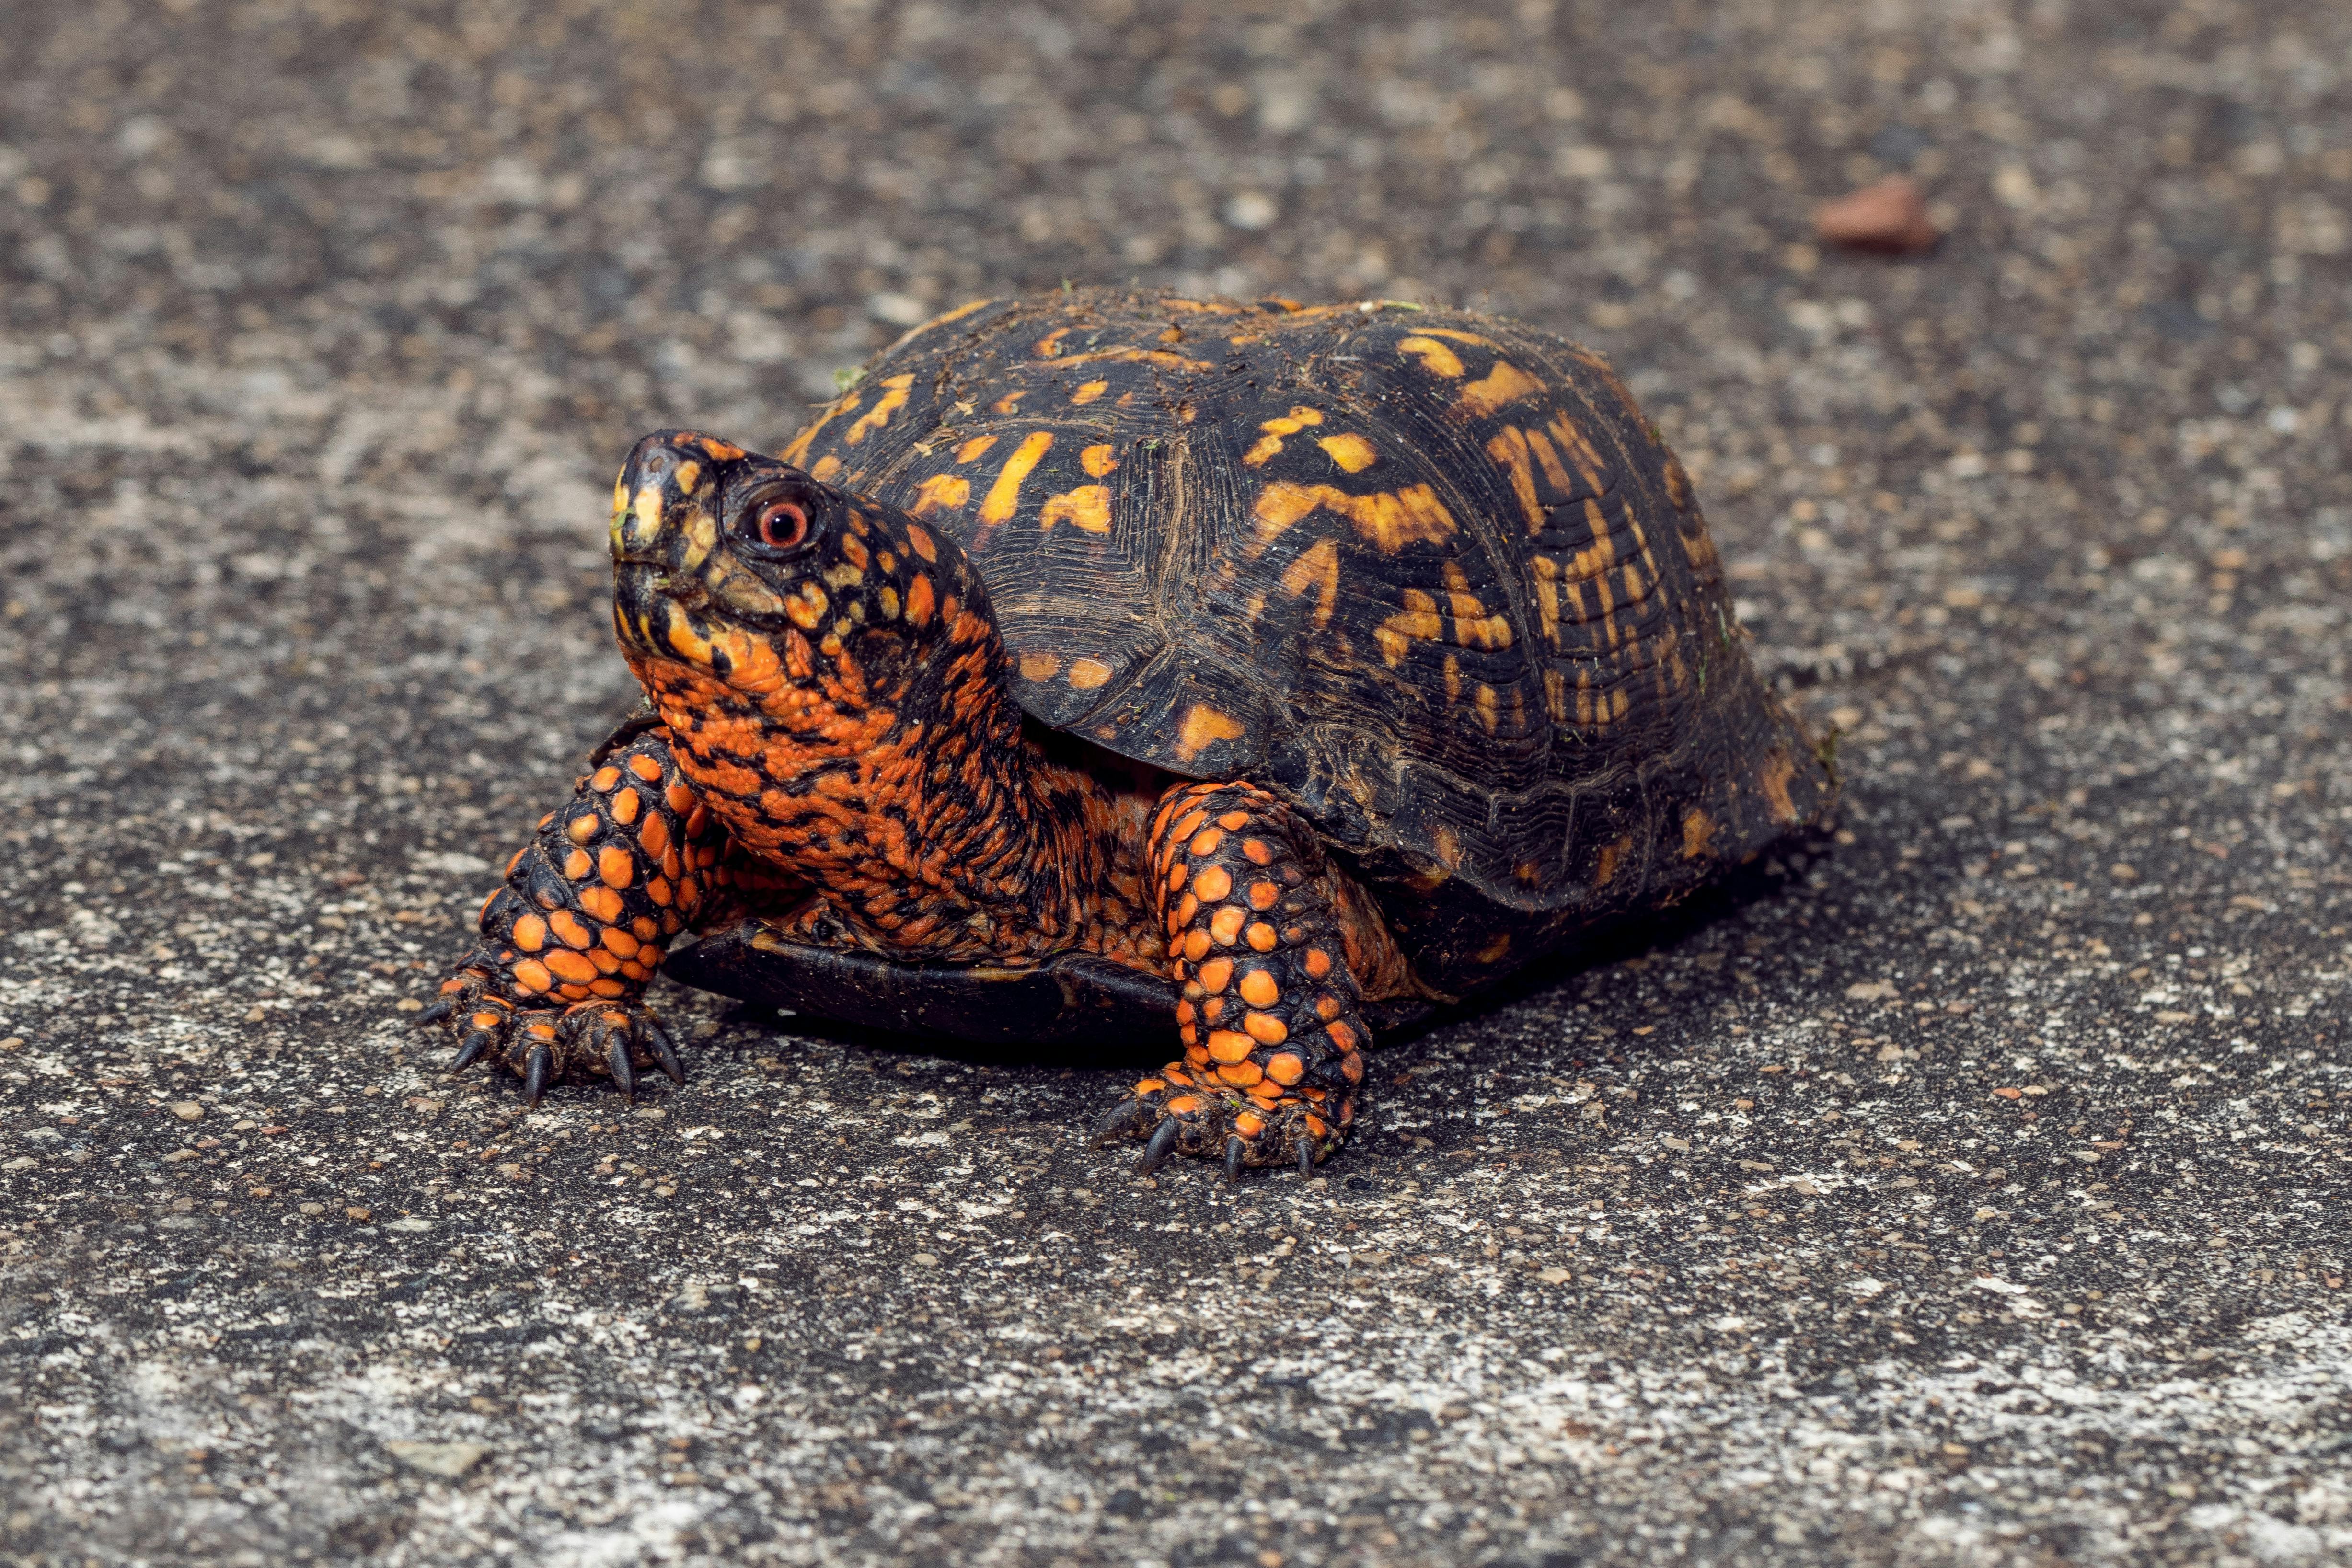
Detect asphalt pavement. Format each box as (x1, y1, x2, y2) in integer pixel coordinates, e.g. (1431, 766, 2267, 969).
(0, 1, 2346, 1564)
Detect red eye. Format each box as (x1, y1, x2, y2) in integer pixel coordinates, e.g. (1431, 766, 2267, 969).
(755, 500, 808, 549)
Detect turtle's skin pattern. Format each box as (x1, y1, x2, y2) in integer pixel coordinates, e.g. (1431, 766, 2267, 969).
(418, 290, 1833, 1176)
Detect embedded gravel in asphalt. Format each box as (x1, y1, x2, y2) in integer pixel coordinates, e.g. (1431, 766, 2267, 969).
(1, 1, 2347, 1565)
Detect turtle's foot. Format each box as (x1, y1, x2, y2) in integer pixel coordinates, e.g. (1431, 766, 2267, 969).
(1095, 1066, 1354, 1179)
(414, 962, 683, 1105)
(1110, 777, 1383, 1179)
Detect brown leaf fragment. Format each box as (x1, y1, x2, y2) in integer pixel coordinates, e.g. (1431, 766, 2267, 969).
(1815, 178, 1940, 254)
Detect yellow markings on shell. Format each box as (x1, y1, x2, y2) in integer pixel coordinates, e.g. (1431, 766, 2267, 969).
(1530, 562, 1564, 648)
(1761, 751, 1800, 824)
(1542, 667, 1568, 721)
(1018, 650, 1062, 682)
(669, 459, 702, 494)
(1278, 538, 1340, 628)
(808, 453, 843, 482)
(1070, 380, 1109, 405)
(1241, 405, 1324, 469)
(908, 473, 971, 517)
(1441, 653, 1461, 702)
(1249, 480, 1457, 555)
(1433, 825, 1462, 867)
(878, 584, 901, 620)
(1476, 932, 1512, 963)
(664, 607, 714, 666)
(1395, 335, 1464, 378)
(979, 430, 1054, 529)
(1067, 657, 1113, 689)
(990, 392, 1025, 414)
(1453, 359, 1545, 420)
(1173, 703, 1247, 761)
(1033, 327, 1071, 358)
(780, 392, 858, 467)
(1486, 427, 1544, 533)
(1548, 412, 1608, 492)
(1316, 433, 1378, 473)
(1373, 573, 1512, 667)
(1050, 346, 1213, 372)
(1475, 683, 1499, 733)
(904, 524, 937, 562)
(1662, 454, 1695, 512)
(1682, 807, 1716, 860)
(955, 435, 999, 463)
(1593, 836, 1628, 888)
(1527, 426, 1578, 496)
(1374, 589, 1443, 667)
(1419, 328, 1502, 348)
(1442, 562, 1513, 649)
(1080, 443, 1119, 478)
(1038, 484, 1113, 534)
(843, 373, 914, 446)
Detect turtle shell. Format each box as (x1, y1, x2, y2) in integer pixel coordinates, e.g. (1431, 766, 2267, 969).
(778, 289, 1831, 994)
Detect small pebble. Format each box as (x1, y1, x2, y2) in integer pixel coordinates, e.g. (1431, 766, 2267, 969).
(385, 1440, 487, 1478)
(169, 1102, 203, 1121)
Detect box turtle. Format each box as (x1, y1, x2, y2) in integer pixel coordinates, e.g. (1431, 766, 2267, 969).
(416, 289, 1832, 1177)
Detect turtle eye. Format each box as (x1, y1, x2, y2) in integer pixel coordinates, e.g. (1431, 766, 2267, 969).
(751, 499, 809, 551)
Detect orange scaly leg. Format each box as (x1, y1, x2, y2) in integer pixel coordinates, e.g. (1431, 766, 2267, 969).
(1098, 780, 1375, 1178)
(413, 716, 748, 1103)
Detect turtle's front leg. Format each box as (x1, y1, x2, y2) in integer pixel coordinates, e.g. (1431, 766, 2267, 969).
(1099, 780, 1380, 1177)
(414, 717, 745, 1103)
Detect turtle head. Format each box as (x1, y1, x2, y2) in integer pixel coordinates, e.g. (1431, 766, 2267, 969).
(607, 429, 999, 710)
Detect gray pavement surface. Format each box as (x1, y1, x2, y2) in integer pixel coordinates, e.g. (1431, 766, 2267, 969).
(2, 0, 2348, 1564)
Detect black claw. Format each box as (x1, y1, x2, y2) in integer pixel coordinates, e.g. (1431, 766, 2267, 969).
(1224, 1136, 1245, 1184)
(1092, 1100, 1148, 1144)
(1137, 1118, 1179, 1177)
(608, 1036, 637, 1103)
(522, 1044, 553, 1107)
(451, 1030, 493, 1072)
(1298, 1141, 1314, 1179)
(644, 1019, 685, 1084)
(412, 998, 456, 1029)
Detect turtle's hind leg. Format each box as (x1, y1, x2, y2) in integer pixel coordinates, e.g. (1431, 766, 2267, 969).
(1097, 780, 1390, 1176)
